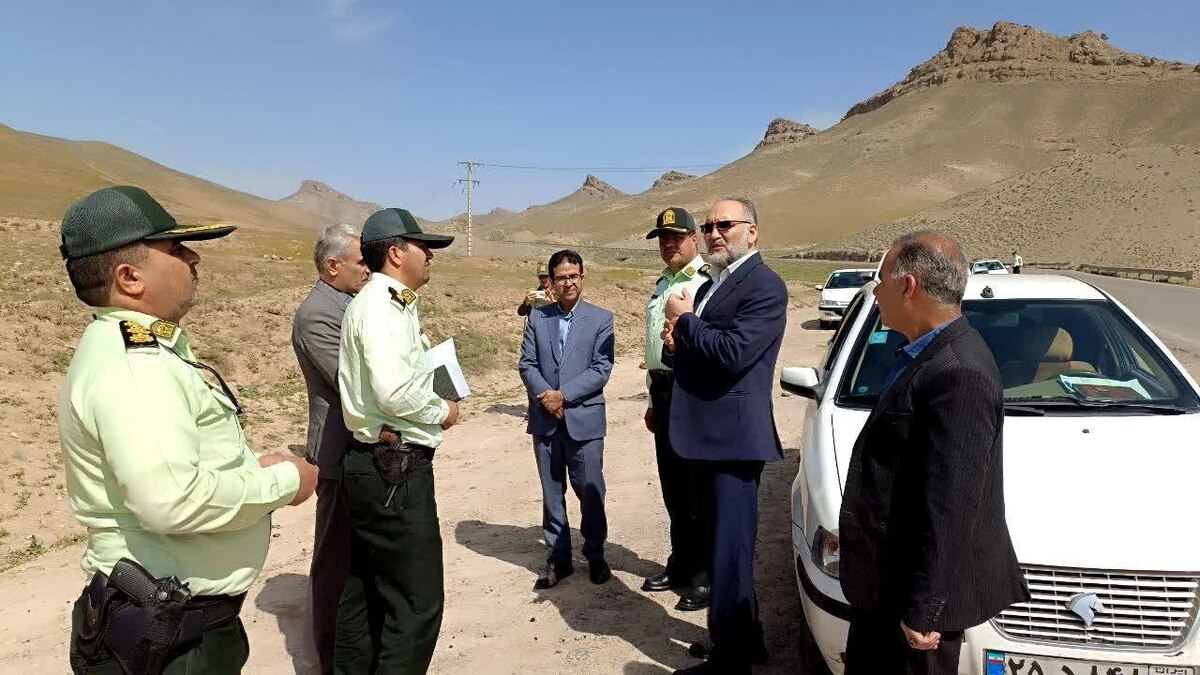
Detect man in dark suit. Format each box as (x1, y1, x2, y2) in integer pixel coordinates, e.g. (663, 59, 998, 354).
(291, 224, 369, 674)
(519, 249, 615, 589)
(664, 197, 788, 675)
(839, 231, 1030, 675)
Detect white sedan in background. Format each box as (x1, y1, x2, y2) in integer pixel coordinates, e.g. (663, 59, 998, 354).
(816, 269, 877, 329)
(781, 274, 1200, 675)
(972, 258, 1011, 275)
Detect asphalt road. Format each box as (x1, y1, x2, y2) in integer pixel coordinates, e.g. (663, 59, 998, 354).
(1030, 269, 1200, 355)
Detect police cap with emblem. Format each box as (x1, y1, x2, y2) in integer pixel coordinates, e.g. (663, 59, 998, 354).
(536, 262, 549, 277)
(60, 186, 236, 259)
(361, 208, 455, 249)
(645, 207, 697, 239)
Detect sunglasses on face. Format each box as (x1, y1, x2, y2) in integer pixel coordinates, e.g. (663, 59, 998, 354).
(700, 220, 751, 234)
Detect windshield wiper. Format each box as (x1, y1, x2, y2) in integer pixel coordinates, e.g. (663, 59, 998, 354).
(1003, 404, 1045, 416)
(1008, 396, 1191, 415)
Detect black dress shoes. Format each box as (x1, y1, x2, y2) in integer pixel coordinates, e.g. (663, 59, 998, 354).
(675, 585, 711, 612)
(588, 558, 612, 584)
(533, 558, 574, 589)
(687, 631, 768, 664)
(641, 571, 673, 592)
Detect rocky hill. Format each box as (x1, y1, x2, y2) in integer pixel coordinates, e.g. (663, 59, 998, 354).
(830, 144, 1200, 272)
(650, 171, 696, 190)
(755, 118, 819, 149)
(0, 124, 322, 234)
(278, 180, 380, 226)
(845, 22, 1198, 119)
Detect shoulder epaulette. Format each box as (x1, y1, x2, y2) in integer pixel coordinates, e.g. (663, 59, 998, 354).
(388, 287, 418, 308)
(119, 320, 158, 350)
(698, 263, 711, 275)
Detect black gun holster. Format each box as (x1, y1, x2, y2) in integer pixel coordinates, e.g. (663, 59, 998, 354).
(70, 558, 243, 675)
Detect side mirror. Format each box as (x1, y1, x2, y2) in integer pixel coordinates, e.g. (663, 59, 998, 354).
(781, 366, 823, 401)
(814, 284, 824, 291)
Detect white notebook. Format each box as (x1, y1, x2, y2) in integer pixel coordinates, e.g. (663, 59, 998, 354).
(428, 338, 471, 401)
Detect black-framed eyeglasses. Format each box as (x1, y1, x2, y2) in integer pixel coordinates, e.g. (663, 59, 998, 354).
(553, 273, 582, 284)
(700, 220, 751, 234)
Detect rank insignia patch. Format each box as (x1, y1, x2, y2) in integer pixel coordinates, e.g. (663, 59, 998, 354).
(684, 266, 696, 277)
(149, 320, 178, 341)
(119, 320, 158, 349)
(698, 263, 711, 275)
(389, 287, 418, 308)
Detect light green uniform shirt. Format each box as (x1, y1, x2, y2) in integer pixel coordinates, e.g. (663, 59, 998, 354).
(339, 273, 450, 448)
(645, 254, 711, 383)
(59, 309, 300, 596)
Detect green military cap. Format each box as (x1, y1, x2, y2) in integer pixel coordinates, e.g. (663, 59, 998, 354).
(536, 262, 549, 277)
(645, 207, 696, 239)
(60, 186, 236, 259)
(361, 208, 455, 249)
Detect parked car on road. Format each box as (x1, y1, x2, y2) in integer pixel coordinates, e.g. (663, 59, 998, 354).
(972, 258, 1011, 275)
(781, 274, 1200, 675)
(816, 269, 877, 329)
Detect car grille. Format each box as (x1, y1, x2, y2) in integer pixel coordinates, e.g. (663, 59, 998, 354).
(992, 566, 1200, 651)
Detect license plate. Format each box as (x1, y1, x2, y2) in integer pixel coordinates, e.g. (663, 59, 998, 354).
(986, 651, 1195, 675)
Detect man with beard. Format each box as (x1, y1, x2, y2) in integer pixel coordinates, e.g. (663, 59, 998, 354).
(59, 186, 318, 673)
(640, 207, 713, 612)
(664, 197, 787, 675)
(292, 223, 370, 674)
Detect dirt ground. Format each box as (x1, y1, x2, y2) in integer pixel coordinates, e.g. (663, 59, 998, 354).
(0, 286, 829, 675)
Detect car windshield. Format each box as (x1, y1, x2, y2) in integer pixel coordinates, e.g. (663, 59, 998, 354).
(973, 261, 1004, 271)
(825, 271, 874, 289)
(836, 299, 1200, 412)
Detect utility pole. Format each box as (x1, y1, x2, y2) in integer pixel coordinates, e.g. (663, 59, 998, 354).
(457, 161, 481, 257)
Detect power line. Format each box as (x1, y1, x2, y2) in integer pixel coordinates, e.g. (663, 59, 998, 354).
(473, 162, 724, 173)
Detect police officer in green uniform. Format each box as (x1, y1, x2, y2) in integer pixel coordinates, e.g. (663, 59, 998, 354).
(336, 207, 457, 674)
(517, 261, 555, 316)
(58, 186, 319, 674)
(640, 207, 714, 611)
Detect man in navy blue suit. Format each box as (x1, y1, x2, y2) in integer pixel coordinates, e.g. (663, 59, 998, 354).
(663, 197, 788, 675)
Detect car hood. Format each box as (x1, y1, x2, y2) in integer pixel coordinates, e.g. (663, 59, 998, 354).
(831, 406, 1200, 571)
(821, 288, 861, 303)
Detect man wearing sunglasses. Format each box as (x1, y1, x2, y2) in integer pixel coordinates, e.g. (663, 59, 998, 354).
(664, 197, 788, 675)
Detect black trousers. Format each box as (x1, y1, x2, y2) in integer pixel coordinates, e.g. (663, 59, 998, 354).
(649, 373, 711, 588)
(309, 476, 356, 675)
(335, 447, 444, 675)
(845, 613, 963, 675)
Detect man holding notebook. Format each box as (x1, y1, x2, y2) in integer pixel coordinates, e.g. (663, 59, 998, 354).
(336, 207, 459, 674)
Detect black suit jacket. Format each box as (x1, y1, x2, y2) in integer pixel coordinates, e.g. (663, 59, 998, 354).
(838, 317, 1030, 632)
(667, 254, 787, 462)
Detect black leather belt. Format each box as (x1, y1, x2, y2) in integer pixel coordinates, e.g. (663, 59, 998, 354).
(189, 593, 246, 630)
(351, 437, 435, 462)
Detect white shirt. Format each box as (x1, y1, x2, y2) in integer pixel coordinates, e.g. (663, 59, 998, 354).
(696, 250, 759, 316)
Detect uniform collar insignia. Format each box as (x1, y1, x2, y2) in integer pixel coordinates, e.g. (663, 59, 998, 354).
(119, 320, 158, 350)
(683, 266, 696, 277)
(389, 287, 418, 308)
(149, 320, 178, 341)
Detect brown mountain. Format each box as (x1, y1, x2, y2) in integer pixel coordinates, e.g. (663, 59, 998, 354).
(651, 171, 697, 190)
(278, 180, 380, 225)
(755, 118, 819, 149)
(490, 22, 1200, 262)
(0, 124, 322, 233)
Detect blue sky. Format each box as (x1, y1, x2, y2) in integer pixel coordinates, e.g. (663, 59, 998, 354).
(2, 0, 1198, 220)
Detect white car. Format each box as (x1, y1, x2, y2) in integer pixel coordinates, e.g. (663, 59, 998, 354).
(781, 274, 1200, 675)
(816, 269, 877, 329)
(972, 259, 1011, 275)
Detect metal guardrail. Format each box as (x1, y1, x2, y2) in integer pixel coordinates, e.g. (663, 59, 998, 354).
(1028, 261, 1194, 283)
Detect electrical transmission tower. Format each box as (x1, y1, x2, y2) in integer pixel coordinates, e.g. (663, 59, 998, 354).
(456, 161, 481, 257)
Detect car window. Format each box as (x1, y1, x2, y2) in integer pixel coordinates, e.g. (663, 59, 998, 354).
(836, 299, 1200, 411)
(825, 271, 874, 290)
(821, 290, 867, 373)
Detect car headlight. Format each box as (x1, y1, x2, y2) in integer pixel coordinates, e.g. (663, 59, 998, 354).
(809, 526, 840, 579)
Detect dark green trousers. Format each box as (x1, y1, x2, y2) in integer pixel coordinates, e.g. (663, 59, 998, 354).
(334, 449, 444, 675)
(69, 595, 248, 674)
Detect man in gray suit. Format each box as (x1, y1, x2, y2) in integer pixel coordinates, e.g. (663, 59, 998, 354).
(291, 223, 369, 674)
(518, 249, 615, 589)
